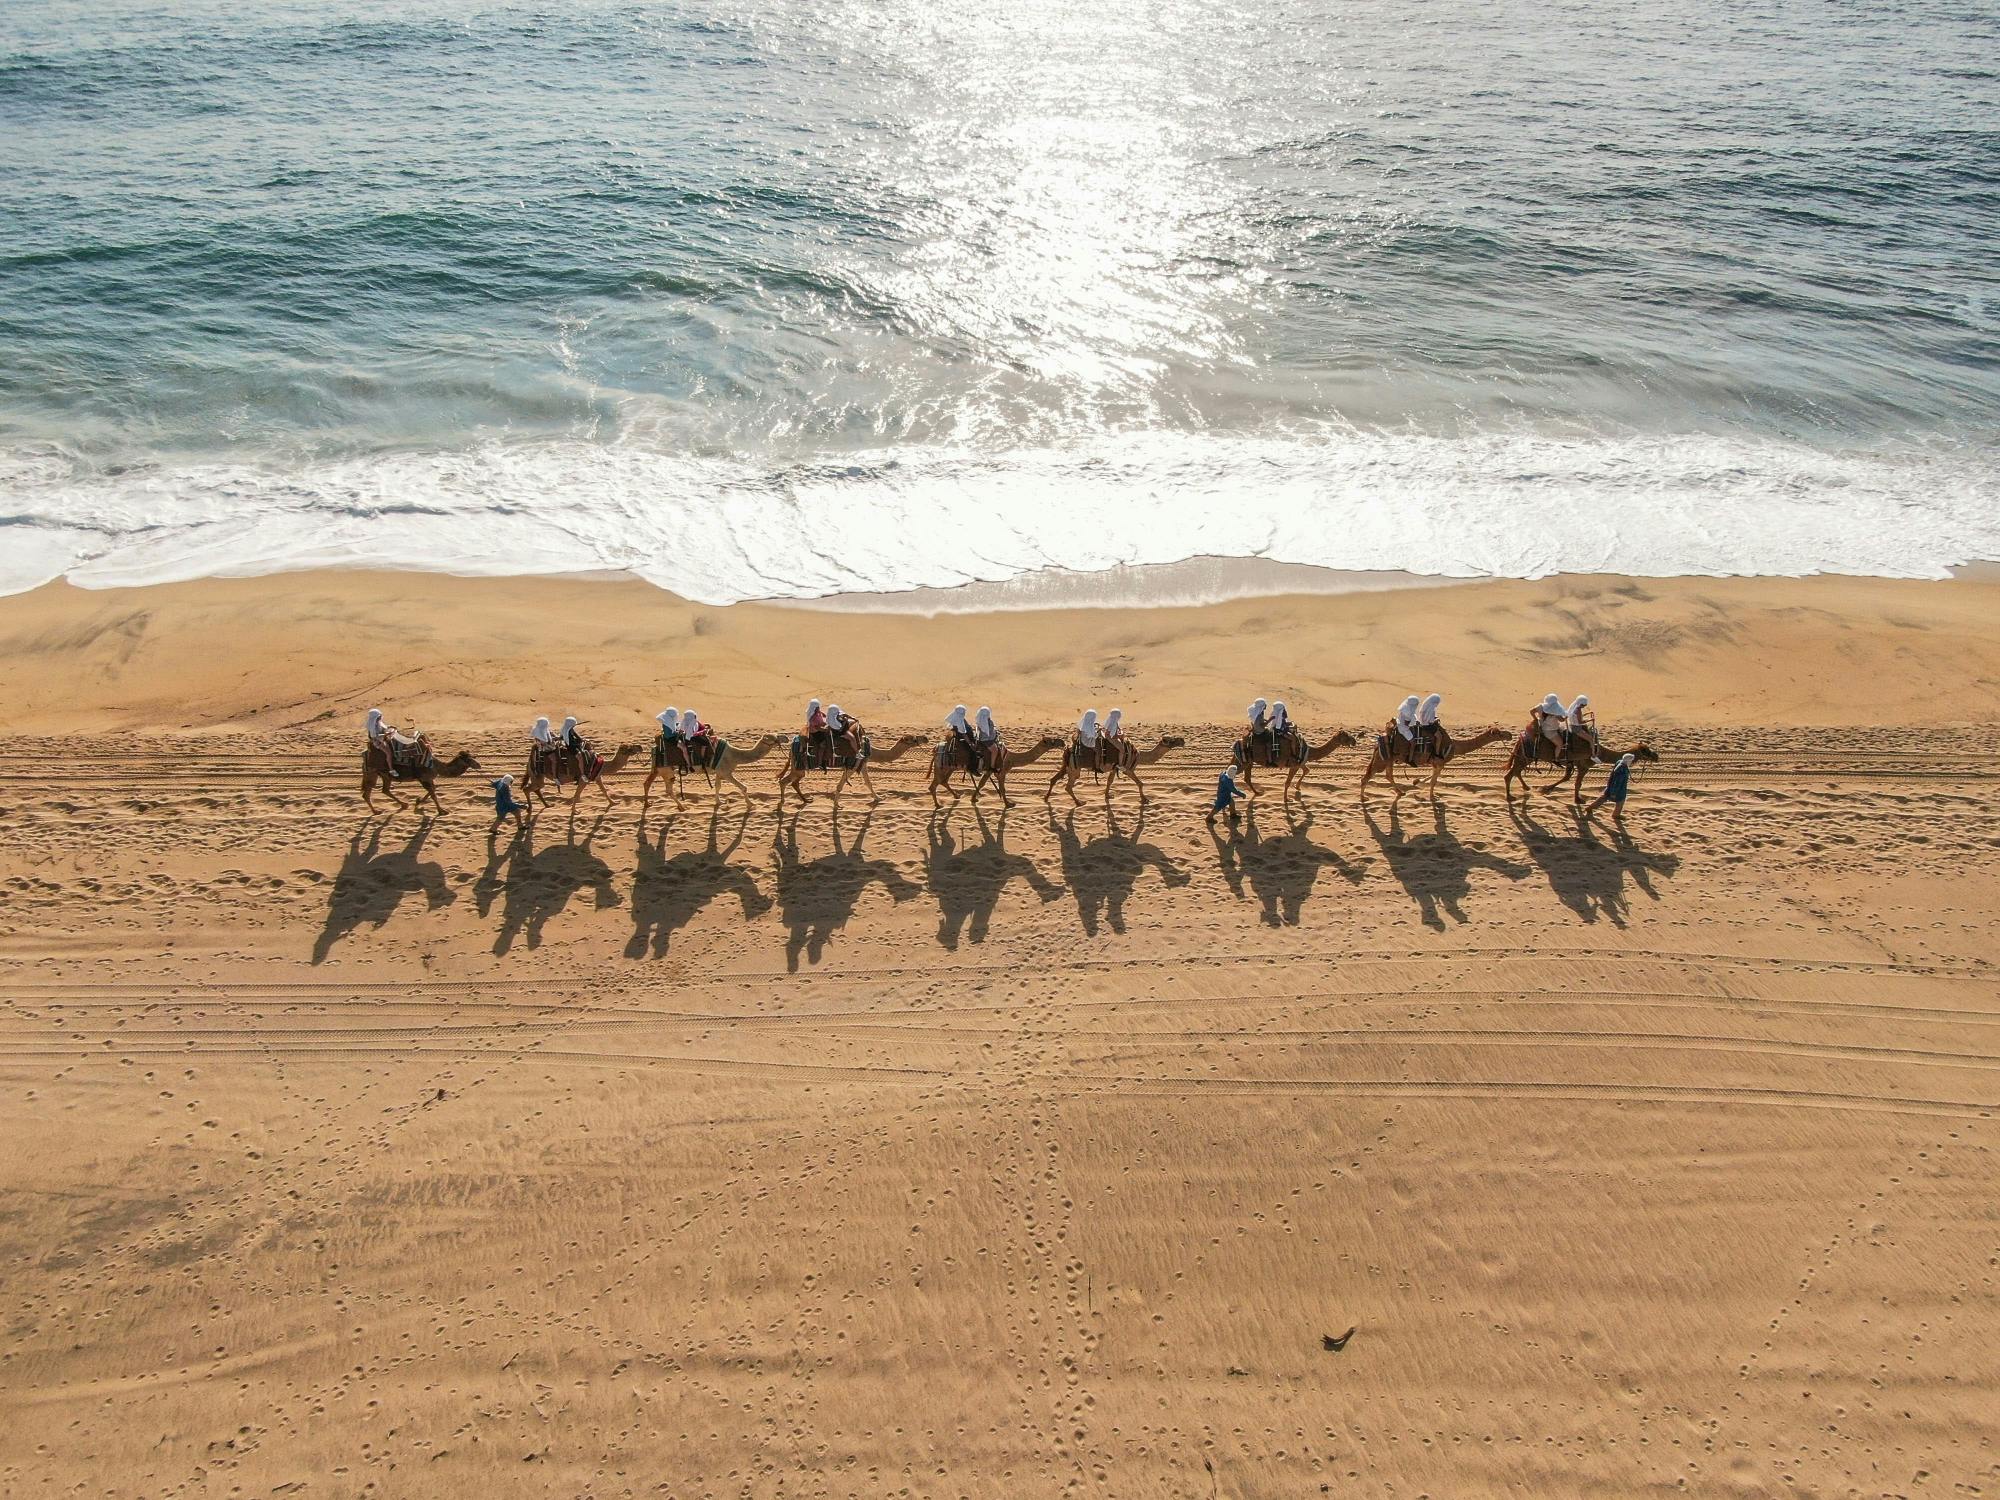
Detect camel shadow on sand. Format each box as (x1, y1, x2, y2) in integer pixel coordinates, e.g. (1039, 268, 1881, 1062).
(475, 812, 622, 954)
(626, 804, 772, 960)
(1508, 803, 1680, 927)
(312, 816, 457, 963)
(1211, 804, 1367, 927)
(1365, 799, 1531, 931)
(771, 808, 920, 971)
(926, 805, 1063, 949)
(1048, 808, 1190, 938)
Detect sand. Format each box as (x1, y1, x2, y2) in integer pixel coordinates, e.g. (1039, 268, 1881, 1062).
(1, 569, 1997, 1498)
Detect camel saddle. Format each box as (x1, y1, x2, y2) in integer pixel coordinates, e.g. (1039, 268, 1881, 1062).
(793, 733, 861, 772)
(386, 734, 434, 777)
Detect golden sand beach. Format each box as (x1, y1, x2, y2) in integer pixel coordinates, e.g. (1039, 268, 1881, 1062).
(2, 570, 1996, 1496)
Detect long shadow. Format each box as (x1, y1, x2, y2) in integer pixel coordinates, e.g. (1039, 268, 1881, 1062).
(771, 808, 920, 971)
(1507, 803, 1680, 927)
(1048, 808, 1190, 938)
(1211, 804, 1367, 927)
(1364, 799, 1531, 930)
(626, 804, 772, 960)
(926, 805, 1063, 949)
(313, 816, 456, 963)
(475, 812, 621, 955)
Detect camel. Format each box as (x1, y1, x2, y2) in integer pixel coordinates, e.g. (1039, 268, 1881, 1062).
(361, 739, 480, 813)
(1504, 731, 1659, 806)
(774, 725, 927, 805)
(1359, 724, 1514, 799)
(1230, 727, 1357, 802)
(928, 733, 1066, 808)
(641, 732, 784, 807)
(521, 736, 640, 809)
(1043, 733, 1185, 805)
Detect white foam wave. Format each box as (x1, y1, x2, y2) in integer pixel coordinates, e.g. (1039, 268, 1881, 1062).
(3, 429, 1996, 602)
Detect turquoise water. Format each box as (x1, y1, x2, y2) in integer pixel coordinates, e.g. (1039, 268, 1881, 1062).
(2, 0, 1996, 596)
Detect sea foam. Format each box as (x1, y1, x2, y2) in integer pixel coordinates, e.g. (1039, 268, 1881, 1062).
(3, 429, 1995, 604)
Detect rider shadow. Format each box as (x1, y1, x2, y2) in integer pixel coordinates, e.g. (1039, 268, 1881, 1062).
(1365, 798, 1531, 930)
(926, 805, 1063, 950)
(771, 808, 920, 971)
(312, 816, 456, 963)
(626, 804, 773, 960)
(1507, 803, 1680, 927)
(1048, 808, 1190, 938)
(475, 812, 622, 955)
(1210, 804, 1366, 927)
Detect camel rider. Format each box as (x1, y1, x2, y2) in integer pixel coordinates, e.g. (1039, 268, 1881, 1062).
(531, 715, 556, 774)
(1395, 695, 1421, 766)
(656, 707, 688, 774)
(1077, 709, 1102, 771)
(1270, 699, 1295, 761)
(559, 715, 583, 754)
(826, 704, 854, 764)
(366, 707, 395, 763)
(946, 704, 976, 768)
(1532, 694, 1568, 756)
(1566, 694, 1593, 750)
(975, 706, 1000, 773)
(1240, 696, 1272, 764)
(806, 698, 830, 766)
(681, 708, 708, 766)
(1416, 693, 1443, 757)
(1103, 708, 1125, 763)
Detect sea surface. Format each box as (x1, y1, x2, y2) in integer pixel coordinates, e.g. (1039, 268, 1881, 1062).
(3, 0, 1997, 601)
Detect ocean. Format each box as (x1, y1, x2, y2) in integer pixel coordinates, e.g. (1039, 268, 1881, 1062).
(2, 0, 1996, 601)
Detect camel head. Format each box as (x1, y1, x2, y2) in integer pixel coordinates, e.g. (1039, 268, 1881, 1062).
(445, 750, 481, 774)
(1631, 742, 1660, 764)
(1035, 735, 1065, 752)
(1158, 735, 1186, 752)
(1329, 728, 1357, 749)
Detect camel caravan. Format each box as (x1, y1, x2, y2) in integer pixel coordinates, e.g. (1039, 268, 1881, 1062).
(358, 691, 1656, 816)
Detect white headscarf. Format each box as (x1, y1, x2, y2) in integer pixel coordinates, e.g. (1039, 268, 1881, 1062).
(1272, 699, 1289, 724)
(1540, 694, 1564, 716)
(560, 715, 578, 738)
(658, 706, 678, 729)
(1105, 708, 1122, 736)
(946, 704, 969, 732)
(1617, 752, 1634, 768)
(808, 698, 821, 715)
(680, 709, 699, 736)
(365, 707, 384, 734)
(827, 704, 844, 728)
(1248, 697, 1267, 722)
(1569, 694, 1590, 716)
(976, 706, 994, 734)
(1418, 693, 1441, 723)
(532, 715, 552, 742)
(498, 773, 514, 786)
(1398, 695, 1420, 723)
(1078, 709, 1099, 743)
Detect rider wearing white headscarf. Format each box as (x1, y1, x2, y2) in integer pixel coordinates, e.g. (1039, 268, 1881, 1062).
(1535, 693, 1567, 749)
(1104, 708, 1123, 742)
(681, 708, 700, 740)
(532, 715, 554, 745)
(657, 706, 680, 740)
(1077, 709, 1100, 746)
(1417, 693, 1441, 726)
(975, 706, 998, 744)
(1395, 696, 1420, 741)
(1566, 694, 1591, 735)
(1247, 698, 1269, 734)
(1270, 700, 1292, 735)
(946, 704, 970, 736)
(365, 707, 392, 751)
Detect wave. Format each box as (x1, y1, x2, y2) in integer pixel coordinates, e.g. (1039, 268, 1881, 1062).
(3, 429, 1996, 604)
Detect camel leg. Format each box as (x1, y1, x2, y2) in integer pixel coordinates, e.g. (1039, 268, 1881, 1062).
(640, 768, 658, 803)
(425, 777, 445, 814)
(858, 764, 881, 800)
(1427, 762, 1442, 801)
(717, 762, 747, 801)
(1127, 769, 1148, 804)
